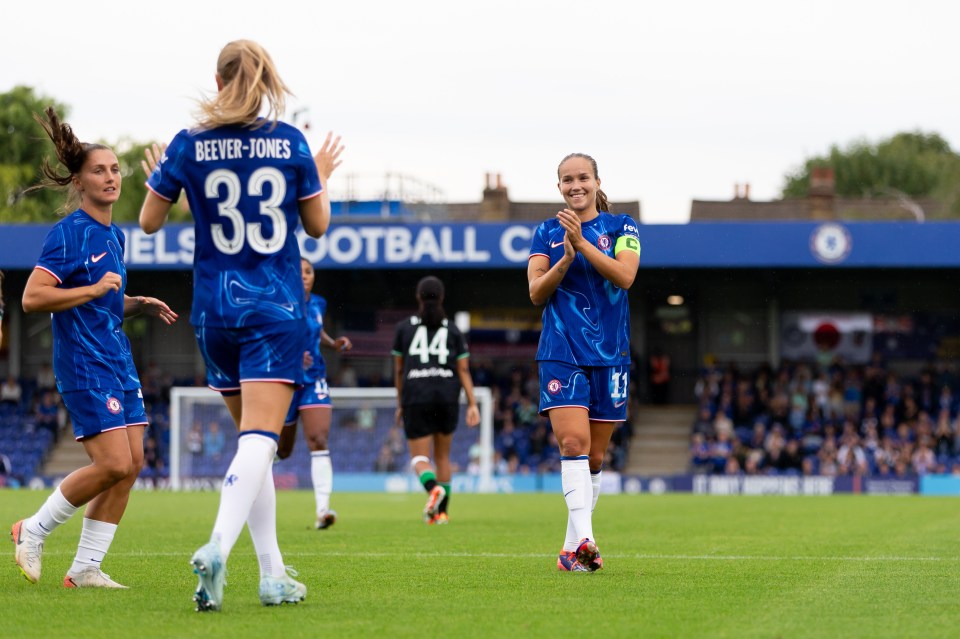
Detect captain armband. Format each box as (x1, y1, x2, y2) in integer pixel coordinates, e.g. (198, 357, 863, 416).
(615, 235, 641, 257)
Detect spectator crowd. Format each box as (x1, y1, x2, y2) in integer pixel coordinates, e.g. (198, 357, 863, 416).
(690, 355, 960, 478)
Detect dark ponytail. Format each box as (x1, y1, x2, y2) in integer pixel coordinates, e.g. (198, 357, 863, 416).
(25, 106, 110, 213)
(416, 276, 446, 329)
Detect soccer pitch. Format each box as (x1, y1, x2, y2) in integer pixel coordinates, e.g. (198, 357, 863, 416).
(3, 491, 958, 639)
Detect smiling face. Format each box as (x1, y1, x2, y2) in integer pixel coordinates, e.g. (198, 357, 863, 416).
(72, 148, 121, 210)
(557, 156, 600, 213)
(301, 258, 315, 295)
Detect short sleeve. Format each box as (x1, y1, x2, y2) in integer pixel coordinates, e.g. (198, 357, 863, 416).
(146, 130, 189, 202)
(391, 322, 405, 357)
(614, 215, 641, 257)
(34, 224, 75, 284)
(528, 220, 551, 259)
(453, 327, 470, 360)
(292, 130, 322, 201)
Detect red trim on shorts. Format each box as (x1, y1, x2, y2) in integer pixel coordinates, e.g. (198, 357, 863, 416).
(208, 384, 241, 392)
(75, 424, 128, 441)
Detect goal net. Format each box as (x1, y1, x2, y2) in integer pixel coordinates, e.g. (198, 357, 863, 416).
(169, 386, 495, 492)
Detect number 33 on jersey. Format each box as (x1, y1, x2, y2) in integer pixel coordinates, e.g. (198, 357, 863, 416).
(146, 121, 322, 329)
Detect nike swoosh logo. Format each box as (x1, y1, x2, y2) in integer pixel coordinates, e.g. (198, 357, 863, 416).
(614, 401, 626, 408)
(91, 252, 107, 263)
(551, 242, 564, 248)
(564, 490, 575, 497)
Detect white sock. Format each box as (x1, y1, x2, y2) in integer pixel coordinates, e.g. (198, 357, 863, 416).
(591, 470, 602, 512)
(25, 485, 78, 539)
(69, 518, 117, 574)
(560, 456, 593, 545)
(210, 432, 277, 561)
(562, 516, 579, 553)
(311, 451, 333, 516)
(563, 469, 602, 552)
(246, 463, 285, 578)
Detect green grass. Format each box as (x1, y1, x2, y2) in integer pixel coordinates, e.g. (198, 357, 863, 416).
(2, 490, 958, 638)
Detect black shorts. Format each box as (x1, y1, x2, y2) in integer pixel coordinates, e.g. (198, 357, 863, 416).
(402, 402, 459, 440)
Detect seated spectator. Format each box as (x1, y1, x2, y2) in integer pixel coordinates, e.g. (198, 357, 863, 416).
(33, 391, 60, 442)
(186, 422, 204, 457)
(141, 361, 163, 407)
(692, 405, 714, 436)
(911, 437, 937, 475)
(710, 430, 733, 474)
(837, 439, 869, 476)
(538, 431, 562, 472)
(774, 438, 804, 474)
(690, 432, 711, 472)
(465, 444, 482, 475)
(496, 415, 520, 461)
(142, 436, 165, 478)
(374, 444, 398, 472)
(0, 375, 22, 407)
(35, 362, 56, 393)
(817, 439, 839, 476)
(355, 402, 376, 430)
(203, 422, 226, 461)
(514, 396, 538, 429)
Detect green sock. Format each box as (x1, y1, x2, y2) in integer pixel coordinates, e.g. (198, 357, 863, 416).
(439, 482, 451, 513)
(419, 470, 437, 492)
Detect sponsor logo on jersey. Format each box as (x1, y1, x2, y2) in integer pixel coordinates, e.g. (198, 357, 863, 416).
(597, 235, 611, 251)
(407, 367, 454, 379)
(551, 241, 564, 248)
(91, 252, 107, 263)
(106, 397, 122, 415)
(547, 379, 562, 394)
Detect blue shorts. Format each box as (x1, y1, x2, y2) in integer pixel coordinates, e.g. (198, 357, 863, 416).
(195, 319, 307, 393)
(61, 388, 147, 441)
(284, 377, 332, 424)
(538, 361, 629, 422)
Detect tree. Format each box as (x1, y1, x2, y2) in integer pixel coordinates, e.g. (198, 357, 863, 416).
(0, 86, 67, 221)
(0, 86, 188, 223)
(781, 132, 960, 218)
(111, 138, 190, 223)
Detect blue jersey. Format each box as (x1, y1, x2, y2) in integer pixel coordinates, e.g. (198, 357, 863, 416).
(304, 293, 328, 383)
(146, 121, 322, 328)
(529, 213, 640, 366)
(34, 210, 140, 392)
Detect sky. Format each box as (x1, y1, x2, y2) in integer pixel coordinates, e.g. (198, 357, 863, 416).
(2, 0, 957, 223)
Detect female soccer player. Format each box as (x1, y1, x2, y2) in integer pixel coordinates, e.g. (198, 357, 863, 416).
(276, 257, 352, 530)
(139, 39, 343, 611)
(527, 153, 640, 572)
(392, 276, 480, 524)
(12, 107, 177, 589)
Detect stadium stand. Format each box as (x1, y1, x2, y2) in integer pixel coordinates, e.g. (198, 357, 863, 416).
(689, 357, 960, 478)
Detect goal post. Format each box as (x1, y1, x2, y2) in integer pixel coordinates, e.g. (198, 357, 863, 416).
(169, 385, 495, 492)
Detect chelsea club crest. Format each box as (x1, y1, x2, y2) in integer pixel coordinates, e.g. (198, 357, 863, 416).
(809, 223, 852, 264)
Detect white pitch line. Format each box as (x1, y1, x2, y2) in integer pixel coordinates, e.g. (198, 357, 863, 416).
(38, 550, 960, 562)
